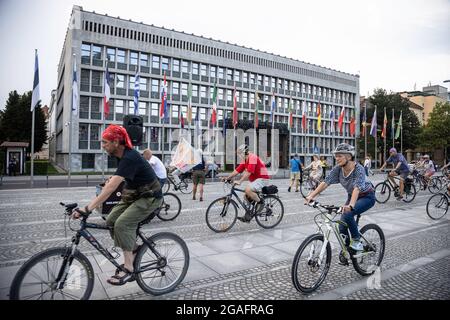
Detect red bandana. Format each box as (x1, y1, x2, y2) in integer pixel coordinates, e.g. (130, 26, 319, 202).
(102, 125, 133, 149)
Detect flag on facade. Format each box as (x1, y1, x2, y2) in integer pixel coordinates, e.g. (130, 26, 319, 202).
(317, 102, 322, 133)
(370, 107, 377, 137)
(31, 50, 40, 111)
(211, 82, 218, 127)
(271, 92, 276, 124)
(381, 107, 387, 138)
(391, 109, 395, 140)
(350, 116, 356, 136)
(195, 106, 201, 136)
(288, 98, 293, 130)
(103, 64, 111, 118)
(232, 86, 238, 128)
(254, 91, 259, 129)
(222, 109, 227, 137)
(395, 110, 402, 139)
(133, 71, 140, 115)
(72, 58, 78, 115)
(180, 109, 185, 129)
(302, 101, 307, 131)
(338, 106, 345, 134)
(330, 105, 335, 133)
(362, 102, 367, 137)
(160, 71, 168, 120)
(187, 82, 192, 125)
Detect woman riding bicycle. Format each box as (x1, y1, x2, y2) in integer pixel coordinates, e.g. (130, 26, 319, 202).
(74, 125, 163, 286)
(304, 155, 323, 189)
(305, 143, 375, 251)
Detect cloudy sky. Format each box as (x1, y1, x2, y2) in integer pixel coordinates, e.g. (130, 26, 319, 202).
(0, 0, 449, 109)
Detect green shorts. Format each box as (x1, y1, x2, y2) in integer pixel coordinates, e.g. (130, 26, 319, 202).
(192, 170, 206, 185)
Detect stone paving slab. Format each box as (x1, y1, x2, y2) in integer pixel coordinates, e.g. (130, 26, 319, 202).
(196, 251, 265, 275)
(240, 246, 292, 265)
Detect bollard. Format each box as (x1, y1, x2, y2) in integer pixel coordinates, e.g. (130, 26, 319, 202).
(86, 174, 89, 187)
(46, 175, 49, 188)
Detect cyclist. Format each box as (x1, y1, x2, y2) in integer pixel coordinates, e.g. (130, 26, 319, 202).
(422, 155, 436, 185)
(304, 155, 323, 189)
(221, 144, 270, 222)
(73, 125, 163, 286)
(288, 154, 303, 192)
(305, 143, 375, 251)
(379, 148, 410, 201)
(142, 149, 167, 188)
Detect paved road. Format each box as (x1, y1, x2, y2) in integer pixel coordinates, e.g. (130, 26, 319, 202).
(0, 175, 449, 300)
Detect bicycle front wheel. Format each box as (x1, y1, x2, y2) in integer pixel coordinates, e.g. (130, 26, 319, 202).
(428, 177, 442, 194)
(179, 179, 193, 194)
(374, 182, 391, 203)
(157, 193, 182, 221)
(426, 193, 448, 220)
(351, 224, 385, 276)
(291, 234, 331, 294)
(9, 247, 94, 300)
(135, 232, 189, 296)
(300, 180, 313, 198)
(205, 197, 238, 232)
(255, 195, 284, 229)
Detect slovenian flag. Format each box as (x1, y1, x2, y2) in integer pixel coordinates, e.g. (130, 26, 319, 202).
(338, 106, 345, 134)
(302, 101, 307, 131)
(103, 64, 111, 118)
(160, 71, 168, 120)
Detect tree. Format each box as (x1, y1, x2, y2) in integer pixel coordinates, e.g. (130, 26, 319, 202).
(0, 90, 47, 154)
(419, 102, 450, 162)
(358, 88, 421, 163)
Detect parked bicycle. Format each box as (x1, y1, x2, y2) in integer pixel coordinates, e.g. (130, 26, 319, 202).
(205, 181, 284, 232)
(291, 200, 385, 294)
(426, 192, 449, 220)
(374, 171, 417, 203)
(163, 170, 193, 194)
(9, 202, 189, 300)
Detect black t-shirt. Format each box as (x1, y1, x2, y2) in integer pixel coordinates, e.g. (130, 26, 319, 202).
(115, 148, 159, 191)
(193, 155, 205, 170)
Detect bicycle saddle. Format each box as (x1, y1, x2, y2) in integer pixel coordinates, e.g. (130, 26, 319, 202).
(60, 202, 78, 211)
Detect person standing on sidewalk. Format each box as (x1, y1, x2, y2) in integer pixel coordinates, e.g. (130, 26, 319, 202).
(142, 149, 167, 188)
(288, 154, 303, 192)
(320, 156, 328, 179)
(363, 156, 371, 177)
(192, 149, 206, 201)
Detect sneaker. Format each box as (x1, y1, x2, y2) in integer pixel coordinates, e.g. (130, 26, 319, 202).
(350, 240, 364, 251)
(199, 197, 203, 202)
(295, 189, 299, 192)
(237, 216, 251, 223)
(288, 187, 291, 192)
(396, 195, 404, 201)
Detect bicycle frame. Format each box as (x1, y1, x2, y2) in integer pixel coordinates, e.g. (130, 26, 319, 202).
(225, 184, 254, 214)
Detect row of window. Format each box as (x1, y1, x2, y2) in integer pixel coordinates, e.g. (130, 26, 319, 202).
(81, 43, 356, 105)
(80, 20, 357, 88)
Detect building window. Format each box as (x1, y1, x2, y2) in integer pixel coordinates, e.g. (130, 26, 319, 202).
(152, 55, 160, 69)
(90, 124, 100, 149)
(210, 66, 216, 78)
(81, 153, 95, 169)
(227, 69, 233, 81)
(81, 43, 91, 63)
(106, 47, 115, 62)
(151, 79, 159, 93)
(200, 86, 207, 98)
(200, 64, 207, 76)
(92, 45, 102, 60)
(218, 67, 224, 79)
(129, 52, 138, 65)
(140, 53, 148, 67)
(117, 49, 125, 63)
(115, 74, 125, 89)
(192, 63, 199, 75)
(173, 59, 180, 72)
(181, 60, 189, 73)
(172, 82, 180, 95)
(79, 124, 89, 149)
(91, 97, 101, 120)
(192, 85, 199, 97)
(80, 96, 89, 119)
(161, 57, 169, 71)
(181, 83, 188, 96)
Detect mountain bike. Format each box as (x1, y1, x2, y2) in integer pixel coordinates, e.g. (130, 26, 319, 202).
(205, 181, 284, 232)
(426, 192, 449, 220)
(9, 202, 189, 300)
(291, 200, 385, 294)
(374, 172, 417, 203)
(163, 170, 193, 194)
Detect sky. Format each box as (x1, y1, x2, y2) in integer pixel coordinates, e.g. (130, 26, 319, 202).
(0, 0, 449, 110)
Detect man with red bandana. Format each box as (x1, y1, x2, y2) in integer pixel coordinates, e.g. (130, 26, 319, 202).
(74, 125, 162, 286)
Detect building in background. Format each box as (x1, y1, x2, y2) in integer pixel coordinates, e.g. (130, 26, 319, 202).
(50, 5, 359, 172)
(400, 87, 447, 125)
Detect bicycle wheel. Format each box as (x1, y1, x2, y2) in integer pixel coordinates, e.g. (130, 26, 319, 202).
(351, 224, 385, 276)
(135, 232, 189, 295)
(291, 234, 331, 294)
(374, 182, 391, 204)
(163, 180, 171, 193)
(300, 180, 313, 198)
(426, 193, 448, 220)
(205, 197, 238, 232)
(255, 195, 284, 229)
(428, 177, 442, 194)
(10, 247, 94, 300)
(157, 193, 182, 221)
(403, 183, 416, 203)
(178, 178, 193, 194)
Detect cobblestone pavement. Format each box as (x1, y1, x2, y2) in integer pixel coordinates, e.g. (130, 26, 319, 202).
(0, 175, 449, 300)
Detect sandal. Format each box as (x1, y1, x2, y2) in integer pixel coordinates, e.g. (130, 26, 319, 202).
(107, 267, 135, 286)
(113, 246, 141, 276)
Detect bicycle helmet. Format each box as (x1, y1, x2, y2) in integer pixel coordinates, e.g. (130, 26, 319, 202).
(332, 143, 355, 156)
(237, 144, 249, 155)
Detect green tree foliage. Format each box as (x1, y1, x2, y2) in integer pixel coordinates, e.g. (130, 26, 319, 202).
(0, 90, 47, 153)
(358, 88, 421, 163)
(419, 102, 450, 160)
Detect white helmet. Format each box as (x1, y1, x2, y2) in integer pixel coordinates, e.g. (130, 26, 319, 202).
(237, 144, 249, 155)
(332, 143, 355, 156)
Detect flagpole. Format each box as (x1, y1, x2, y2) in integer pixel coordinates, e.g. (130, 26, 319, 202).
(30, 108, 35, 187)
(30, 49, 39, 187)
(400, 121, 403, 154)
(384, 108, 386, 164)
(374, 106, 377, 170)
(392, 109, 395, 148)
(68, 54, 76, 186)
(364, 102, 367, 159)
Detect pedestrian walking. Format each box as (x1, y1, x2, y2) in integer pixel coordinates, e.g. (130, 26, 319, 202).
(288, 154, 303, 192)
(192, 149, 206, 201)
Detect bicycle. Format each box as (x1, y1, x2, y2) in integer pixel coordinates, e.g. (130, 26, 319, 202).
(300, 170, 323, 198)
(374, 172, 417, 203)
(9, 202, 189, 300)
(157, 192, 182, 221)
(291, 200, 385, 294)
(163, 170, 193, 194)
(205, 181, 285, 232)
(426, 192, 449, 220)
(411, 169, 442, 194)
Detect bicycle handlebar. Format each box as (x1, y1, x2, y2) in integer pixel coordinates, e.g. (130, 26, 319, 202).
(305, 200, 343, 214)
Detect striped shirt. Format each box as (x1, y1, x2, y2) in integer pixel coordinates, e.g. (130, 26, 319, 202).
(325, 163, 374, 194)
